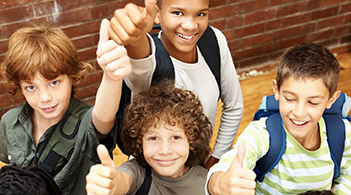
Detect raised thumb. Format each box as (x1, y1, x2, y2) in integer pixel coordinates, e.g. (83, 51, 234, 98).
(232, 141, 246, 167)
(97, 144, 115, 168)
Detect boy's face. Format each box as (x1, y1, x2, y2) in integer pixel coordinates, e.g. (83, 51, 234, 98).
(156, 0, 209, 60)
(20, 72, 72, 125)
(272, 76, 339, 143)
(142, 120, 190, 178)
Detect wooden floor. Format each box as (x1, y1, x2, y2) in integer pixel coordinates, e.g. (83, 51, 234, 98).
(1, 52, 351, 168)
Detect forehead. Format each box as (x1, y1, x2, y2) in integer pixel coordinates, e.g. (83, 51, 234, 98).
(161, 0, 209, 9)
(280, 76, 329, 98)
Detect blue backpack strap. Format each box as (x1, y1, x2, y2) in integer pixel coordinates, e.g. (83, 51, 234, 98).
(253, 95, 279, 120)
(253, 113, 286, 182)
(324, 115, 345, 180)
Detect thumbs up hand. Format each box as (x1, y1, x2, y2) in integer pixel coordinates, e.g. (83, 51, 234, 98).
(109, 0, 158, 46)
(208, 142, 256, 195)
(86, 145, 118, 195)
(97, 19, 131, 82)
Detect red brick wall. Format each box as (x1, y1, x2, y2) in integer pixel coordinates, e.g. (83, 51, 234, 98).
(1, 0, 351, 117)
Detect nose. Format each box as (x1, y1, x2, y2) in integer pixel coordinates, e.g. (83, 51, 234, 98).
(39, 89, 53, 102)
(159, 140, 173, 155)
(293, 102, 306, 117)
(181, 16, 198, 31)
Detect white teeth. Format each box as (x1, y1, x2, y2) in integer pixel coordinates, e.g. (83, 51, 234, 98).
(177, 33, 194, 40)
(292, 120, 307, 125)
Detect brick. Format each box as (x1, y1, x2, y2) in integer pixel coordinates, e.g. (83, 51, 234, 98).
(74, 85, 98, 100)
(71, 36, 94, 50)
(245, 8, 276, 25)
(266, 19, 280, 31)
(222, 29, 235, 41)
(209, 19, 226, 30)
(227, 15, 244, 28)
(3, 18, 48, 38)
(340, 2, 351, 13)
(78, 71, 103, 87)
(234, 46, 263, 61)
(62, 20, 100, 38)
(0, 5, 34, 24)
(302, 23, 316, 34)
(0, 40, 8, 55)
(311, 7, 339, 20)
(273, 26, 302, 41)
(270, 0, 284, 7)
(90, 4, 111, 20)
(34, 1, 55, 17)
(306, 29, 334, 42)
(263, 42, 279, 53)
(48, 8, 91, 27)
(242, 33, 272, 48)
(277, 2, 306, 17)
(210, 5, 236, 20)
(307, 0, 321, 11)
(56, 0, 98, 11)
(235, 23, 265, 38)
(316, 16, 344, 30)
(345, 13, 351, 23)
(210, 0, 227, 7)
(281, 13, 311, 28)
(340, 34, 351, 44)
(278, 36, 305, 50)
(335, 25, 350, 36)
(78, 48, 96, 62)
(0, 0, 32, 8)
(228, 39, 242, 53)
(321, 0, 348, 8)
(235, 0, 269, 14)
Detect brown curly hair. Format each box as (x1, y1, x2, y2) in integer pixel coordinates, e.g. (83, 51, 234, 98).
(0, 24, 93, 97)
(121, 79, 212, 168)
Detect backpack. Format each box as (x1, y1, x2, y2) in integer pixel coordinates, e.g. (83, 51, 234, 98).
(116, 25, 221, 154)
(37, 100, 91, 176)
(252, 92, 351, 183)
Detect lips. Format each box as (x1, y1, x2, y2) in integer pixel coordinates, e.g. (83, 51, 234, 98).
(41, 105, 57, 113)
(156, 159, 176, 166)
(291, 119, 308, 126)
(176, 33, 195, 40)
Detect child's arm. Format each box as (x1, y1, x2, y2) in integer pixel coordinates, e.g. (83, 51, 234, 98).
(86, 144, 132, 195)
(207, 142, 256, 195)
(109, 0, 158, 59)
(92, 19, 131, 138)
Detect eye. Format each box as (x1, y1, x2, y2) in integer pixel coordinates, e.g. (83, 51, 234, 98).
(309, 101, 319, 106)
(197, 12, 206, 17)
(26, 86, 36, 91)
(148, 136, 158, 141)
(50, 81, 59, 86)
(172, 135, 182, 140)
(172, 11, 183, 16)
(285, 97, 294, 102)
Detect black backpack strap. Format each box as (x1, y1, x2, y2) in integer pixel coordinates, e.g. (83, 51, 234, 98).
(135, 168, 152, 195)
(151, 33, 175, 84)
(151, 26, 221, 97)
(253, 113, 286, 182)
(324, 115, 345, 180)
(39, 113, 81, 176)
(197, 26, 221, 96)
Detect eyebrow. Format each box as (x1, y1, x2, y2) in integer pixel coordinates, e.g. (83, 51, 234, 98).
(282, 91, 325, 99)
(170, 7, 209, 12)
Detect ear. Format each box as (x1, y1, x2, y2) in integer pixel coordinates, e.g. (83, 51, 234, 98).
(154, 6, 160, 24)
(272, 79, 279, 101)
(326, 90, 341, 109)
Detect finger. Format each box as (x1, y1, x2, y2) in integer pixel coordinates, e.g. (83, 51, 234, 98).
(99, 19, 110, 47)
(232, 141, 246, 167)
(144, 0, 158, 18)
(97, 144, 115, 168)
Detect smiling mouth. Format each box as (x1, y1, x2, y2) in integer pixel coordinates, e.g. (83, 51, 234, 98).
(292, 119, 308, 126)
(176, 33, 195, 40)
(41, 105, 57, 112)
